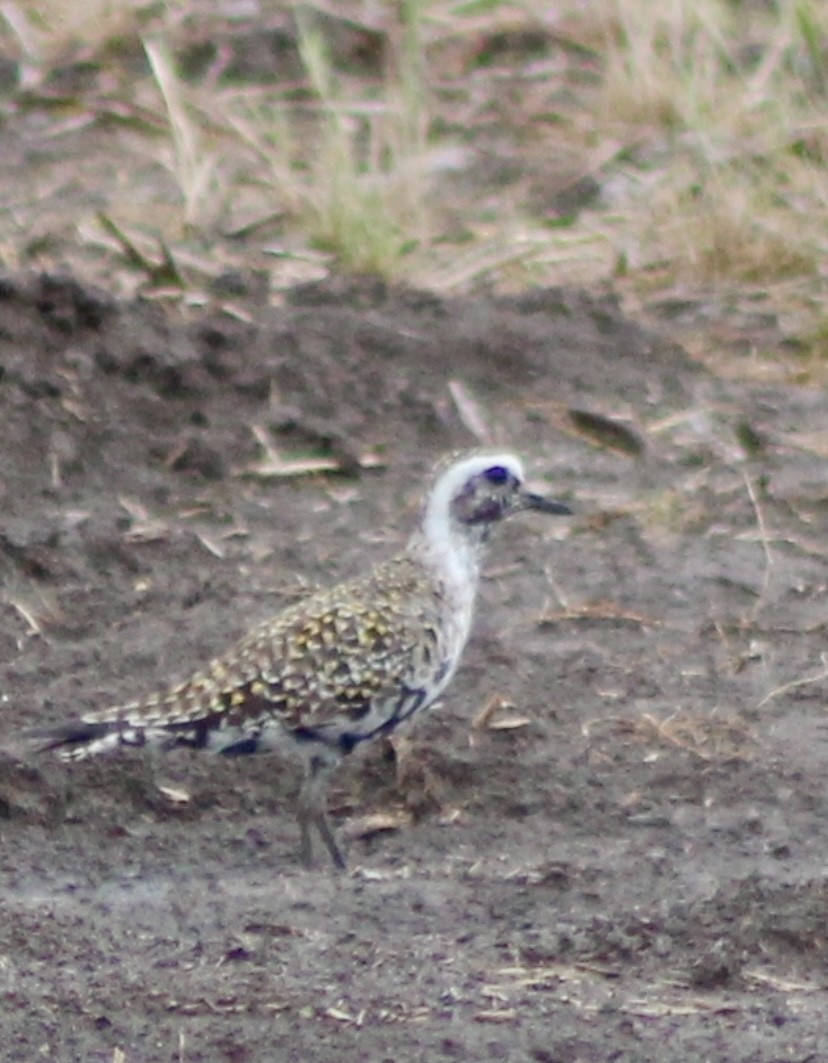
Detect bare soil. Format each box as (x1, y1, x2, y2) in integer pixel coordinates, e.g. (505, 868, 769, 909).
(1, 272, 828, 1061)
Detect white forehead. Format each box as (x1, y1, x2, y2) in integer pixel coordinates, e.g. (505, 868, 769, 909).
(431, 451, 525, 501)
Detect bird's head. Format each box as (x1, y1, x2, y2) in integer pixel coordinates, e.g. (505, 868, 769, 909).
(419, 451, 571, 550)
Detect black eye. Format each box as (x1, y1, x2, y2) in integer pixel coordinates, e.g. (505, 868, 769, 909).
(484, 465, 509, 485)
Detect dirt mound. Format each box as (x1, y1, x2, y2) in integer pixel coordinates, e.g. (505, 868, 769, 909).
(0, 273, 826, 1061)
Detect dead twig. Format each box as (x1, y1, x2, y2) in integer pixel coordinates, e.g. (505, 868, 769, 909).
(538, 601, 658, 628)
(447, 379, 493, 445)
(472, 694, 530, 732)
(742, 471, 773, 619)
(757, 652, 828, 709)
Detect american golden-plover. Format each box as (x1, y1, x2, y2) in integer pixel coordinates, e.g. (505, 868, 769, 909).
(27, 451, 571, 868)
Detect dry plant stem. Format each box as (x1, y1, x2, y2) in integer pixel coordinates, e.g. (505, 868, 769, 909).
(757, 652, 828, 710)
(144, 36, 215, 228)
(742, 471, 773, 620)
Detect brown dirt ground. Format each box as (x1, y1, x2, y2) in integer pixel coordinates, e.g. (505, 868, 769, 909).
(1, 272, 828, 1061)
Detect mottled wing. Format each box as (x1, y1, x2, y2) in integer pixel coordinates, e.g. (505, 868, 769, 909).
(61, 555, 446, 756)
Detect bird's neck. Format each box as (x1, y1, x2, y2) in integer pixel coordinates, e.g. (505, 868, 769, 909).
(411, 509, 488, 599)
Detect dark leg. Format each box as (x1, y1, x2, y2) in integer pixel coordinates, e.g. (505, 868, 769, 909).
(296, 754, 346, 870)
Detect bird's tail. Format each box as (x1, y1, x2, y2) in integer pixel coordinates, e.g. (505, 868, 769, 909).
(21, 718, 147, 761)
(20, 702, 227, 761)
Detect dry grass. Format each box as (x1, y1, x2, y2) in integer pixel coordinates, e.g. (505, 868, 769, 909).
(1, 0, 828, 351)
(587, 707, 759, 763)
(258, 2, 428, 274)
(144, 35, 218, 229)
(1, 0, 153, 74)
(588, 0, 828, 290)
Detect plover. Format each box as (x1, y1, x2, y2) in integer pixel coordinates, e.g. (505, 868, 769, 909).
(26, 451, 571, 868)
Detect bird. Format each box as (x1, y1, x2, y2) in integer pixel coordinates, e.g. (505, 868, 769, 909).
(24, 450, 572, 869)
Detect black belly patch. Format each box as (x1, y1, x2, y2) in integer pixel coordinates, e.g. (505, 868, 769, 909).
(219, 735, 261, 756)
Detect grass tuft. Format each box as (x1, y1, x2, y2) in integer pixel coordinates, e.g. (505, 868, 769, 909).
(569, 0, 828, 320)
(144, 35, 218, 230)
(294, 7, 421, 273)
(220, 2, 431, 277)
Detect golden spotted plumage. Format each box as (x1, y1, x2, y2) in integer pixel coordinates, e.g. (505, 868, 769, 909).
(88, 553, 448, 744)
